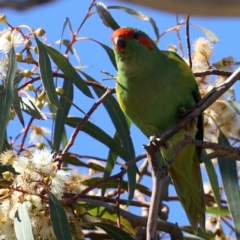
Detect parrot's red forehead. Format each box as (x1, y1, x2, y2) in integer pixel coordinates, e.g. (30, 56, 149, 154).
(111, 28, 134, 40)
(111, 28, 153, 51)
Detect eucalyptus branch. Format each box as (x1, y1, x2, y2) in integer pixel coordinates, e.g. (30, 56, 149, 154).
(80, 198, 184, 240)
(77, 195, 150, 208)
(185, 136, 240, 160)
(143, 141, 169, 240)
(194, 69, 232, 78)
(61, 87, 115, 155)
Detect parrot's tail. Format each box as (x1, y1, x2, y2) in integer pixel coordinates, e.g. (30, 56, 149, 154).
(168, 149, 205, 234)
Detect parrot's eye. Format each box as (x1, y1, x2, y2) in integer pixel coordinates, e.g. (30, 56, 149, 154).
(132, 32, 140, 39)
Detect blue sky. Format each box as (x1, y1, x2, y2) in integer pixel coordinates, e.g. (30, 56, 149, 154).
(2, 0, 240, 235)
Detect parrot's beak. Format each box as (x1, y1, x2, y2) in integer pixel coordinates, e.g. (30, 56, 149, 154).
(113, 37, 126, 53)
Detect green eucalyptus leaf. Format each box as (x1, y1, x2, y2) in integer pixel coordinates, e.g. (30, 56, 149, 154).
(48, 192, 71, 240)
(92, 222, 134, 240)
(0, 47, 17, 152)
(79, 71, 137, 203)
(218, 131, 240, 239)
(96, 2, 120, 30)
(53, 79, 73, 151)
(77, 37, 117, 69)
(43, 44, 93, 98)
(202, 150, 221, 208)
(20, 97, 47, 120)
(13, 88, 24, 127)
(35, 35, 61, 109)
(108, 5, 160, 41)
(65, 116, 124, 158)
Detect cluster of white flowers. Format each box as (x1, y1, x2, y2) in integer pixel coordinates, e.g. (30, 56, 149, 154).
(0, 28, 24, 82)
(0, 29, 24, 54)
(184, 38, 238, 144)
(0, 148, 69, 239)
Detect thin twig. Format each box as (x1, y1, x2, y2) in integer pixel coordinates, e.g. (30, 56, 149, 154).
(61, 87, 115, 155)
(17, 117, 34, 154)
(194, 69, 232, 78)
(116, 177, 123, 228)
(186, 15, 192, 69)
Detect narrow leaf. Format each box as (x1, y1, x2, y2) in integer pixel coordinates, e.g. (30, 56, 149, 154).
(102, 136, 119, 198)
(79, 72, 137, 203)
(206, 206, 230, 216)
(20, 97, 47, 120)
(14, 203, 34, 240)
(218, 131, 240, 239)
(53, 79, 73, 151)
(62, 154, 105, 172)
(196, 25, 220, 43)
(96, 2, 120, 30)
(77, 37, 117, 69)
(108, 5, 160, 41)
(48, 192, 71, 240)
(43, 44, 93, 98)
(35, 35, 61, 109)
(202, 150, 221, 208)
(59, 17, 71, 52)
(13, 88, 24, 127)
(0, 47, 17, 152)
(65, 116, 124, 158)
(54, 39, 82, 65)
(93, 222, 134, 240)
(81, 204, 134, 233)
(182, 226, 215, 239)
(224, 100, 240, 115)
(81, 177, 149, 192)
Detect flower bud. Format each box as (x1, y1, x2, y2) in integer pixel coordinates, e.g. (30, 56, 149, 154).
(23, 69, 33, 78)
(9, 109, 16, 120)
(33, 46, 38, 54)
(36, 99, 43, 109)
(24, 39, 32, 48)
(4, 31, 11, 41)
(34, 28, 46, 37)
(0, 14, 7, 24)
(37, 90, 46, 101)
(0, 188, 9, 196)
(55, 87, 64, 95)
(35, 142, 45, 149)
(25, 53, 34, 63)
(15, 52, 22, 61)
(75, 206, 87, 216)
(27, 83, 34, 91)
(2, 171, 15, 181)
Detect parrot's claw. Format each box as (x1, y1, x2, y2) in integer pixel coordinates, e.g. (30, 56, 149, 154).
(149, 135, 170, 150)
(179, 105, 196, 117)
(179, 107, 188, 117)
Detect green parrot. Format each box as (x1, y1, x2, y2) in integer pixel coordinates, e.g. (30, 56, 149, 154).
(111, 27, 205, 233)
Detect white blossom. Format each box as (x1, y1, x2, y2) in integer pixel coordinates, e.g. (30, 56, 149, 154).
(29, 126, 51, 144)
(0, 29, 24, 54)
(31, 148, 54, 174)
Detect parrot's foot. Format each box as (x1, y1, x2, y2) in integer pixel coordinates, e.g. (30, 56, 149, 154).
(149, 135, 171, 151)
(179, 107, 198, 132)
(179, 107, 188, 117)
(179, 105, 196, 117)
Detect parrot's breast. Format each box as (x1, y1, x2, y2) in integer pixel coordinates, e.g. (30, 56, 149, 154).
(116, 55, 196, 139)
